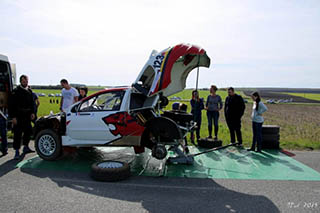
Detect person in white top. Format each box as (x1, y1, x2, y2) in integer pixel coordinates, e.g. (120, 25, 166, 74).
(60, 79, 79, 112)
(247, 92, 268, 153)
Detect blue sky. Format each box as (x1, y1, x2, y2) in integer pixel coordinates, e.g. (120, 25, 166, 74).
(1, 0, 319, 88)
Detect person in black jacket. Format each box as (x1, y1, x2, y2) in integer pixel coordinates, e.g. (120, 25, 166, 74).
(9, 75, 35, 159)
(224, 87, 245, 146)
(190, 90, 204, 143)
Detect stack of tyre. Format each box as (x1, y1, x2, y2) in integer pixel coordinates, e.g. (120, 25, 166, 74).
(262, 125, 280, 149)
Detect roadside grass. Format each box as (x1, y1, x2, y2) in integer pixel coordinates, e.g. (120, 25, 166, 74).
(283, 92, 320, 101)
(31, 88, 320, 150)
(33, 89, 98, 116)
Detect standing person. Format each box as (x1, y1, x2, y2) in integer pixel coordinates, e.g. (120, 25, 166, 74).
(30, 87, 40, 124)
(205, 85, 223, 140)
(224, 87, 246, 146)
(190, 90, 204, 143)
(0, 108, 8, 156)
(60, 79, 79, 112)
(248, 92, 268, 153)
(78, 87, 88, 101)
(9, 75, 35, 159)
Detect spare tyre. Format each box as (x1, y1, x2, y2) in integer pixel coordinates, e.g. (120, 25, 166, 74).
(197, 138, 222, 149)
(262, 134, 280, 142)
(90, 160, 131, 182)
(262, 125, 280, 135)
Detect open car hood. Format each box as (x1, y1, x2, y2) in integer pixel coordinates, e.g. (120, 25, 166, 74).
(133, 43, 210, 97)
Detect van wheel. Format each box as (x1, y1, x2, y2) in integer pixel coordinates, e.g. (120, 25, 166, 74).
(35, 129, 62, 161)
(91, 161, 131, 182)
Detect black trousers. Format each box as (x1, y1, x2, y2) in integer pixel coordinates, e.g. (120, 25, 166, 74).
(191, 115, 202, 140)
(13, 119, 32, 150)
(226, 118, 243, 144)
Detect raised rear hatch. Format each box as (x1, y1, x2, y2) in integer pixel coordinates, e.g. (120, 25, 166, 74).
(133, 43, 210, 97)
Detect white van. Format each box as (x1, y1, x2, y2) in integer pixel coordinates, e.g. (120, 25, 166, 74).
(0, 54, 14, 117)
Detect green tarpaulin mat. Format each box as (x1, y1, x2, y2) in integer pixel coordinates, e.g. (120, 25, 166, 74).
(17, 146, 320, 181)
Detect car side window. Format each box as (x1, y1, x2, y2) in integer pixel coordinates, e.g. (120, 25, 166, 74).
(79, 91, 124, 112)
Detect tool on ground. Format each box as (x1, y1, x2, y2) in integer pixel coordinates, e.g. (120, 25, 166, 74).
(167, 142, 240, 164)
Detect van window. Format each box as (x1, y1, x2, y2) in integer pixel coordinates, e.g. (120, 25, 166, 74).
(0, 62, 10, 92)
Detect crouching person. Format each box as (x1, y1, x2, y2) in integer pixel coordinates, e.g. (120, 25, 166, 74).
(9, 75, 35, 160)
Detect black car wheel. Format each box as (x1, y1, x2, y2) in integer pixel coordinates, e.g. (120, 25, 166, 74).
(35, 129, 62, 161)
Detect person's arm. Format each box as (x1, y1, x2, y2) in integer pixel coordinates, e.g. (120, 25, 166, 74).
(8, 90, 18, 125)
(34, 94, 40, 108)
(219, 96, 223, 110)
(190, 99, 194, 108)
(258, 102, 268, 115)
(224, 97, 228, 111)
(73, 88, 79, 103)
(205, 96, 209, 110)
(36, 98, 40, 108)
(239, 96, 245, 117)
(60, 97, 63, 111)
(200, 98, 204, 110)
(29, 91, 36, 120)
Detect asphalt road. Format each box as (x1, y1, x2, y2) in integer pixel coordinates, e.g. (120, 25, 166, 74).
(0, 143, 319, 213)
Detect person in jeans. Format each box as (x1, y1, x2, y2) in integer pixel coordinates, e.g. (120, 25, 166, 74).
(248, 92, 268, 153)
(205, 85, 223, 140)
(224, 87, 246, 146)
(0, 109, 8, 156)
(9, 75, 36, 159)
(190, 90, 204, 143)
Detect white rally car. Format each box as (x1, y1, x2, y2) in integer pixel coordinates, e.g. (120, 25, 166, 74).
(34, 43, 210, 161)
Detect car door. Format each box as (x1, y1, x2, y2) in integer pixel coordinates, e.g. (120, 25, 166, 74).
(66, 90, 125, 143)
(132, 43, 211, 97)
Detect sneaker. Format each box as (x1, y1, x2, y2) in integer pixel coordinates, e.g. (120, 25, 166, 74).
(208, 135, 212, 139)
(213, 136, 218, 141)
(247, 148, 255, 151)
(23, 146, 35, 154)
(255, 150, 262, 153)
(14, 150, 20, 160)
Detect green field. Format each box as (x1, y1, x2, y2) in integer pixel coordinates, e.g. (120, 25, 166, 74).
(33, 89, 97, 116)
(31, 88, 320, 150)
(284, 92, 320, 101)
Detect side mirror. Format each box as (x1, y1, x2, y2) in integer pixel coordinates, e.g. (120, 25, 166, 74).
(71, 103, 80, 113)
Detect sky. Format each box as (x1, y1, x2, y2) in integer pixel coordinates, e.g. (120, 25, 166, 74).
(1, 0, 320, 88)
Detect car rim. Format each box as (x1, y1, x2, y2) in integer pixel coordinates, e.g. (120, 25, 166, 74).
(38, 134, 56, 156)
(97, 161, 123, 169)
